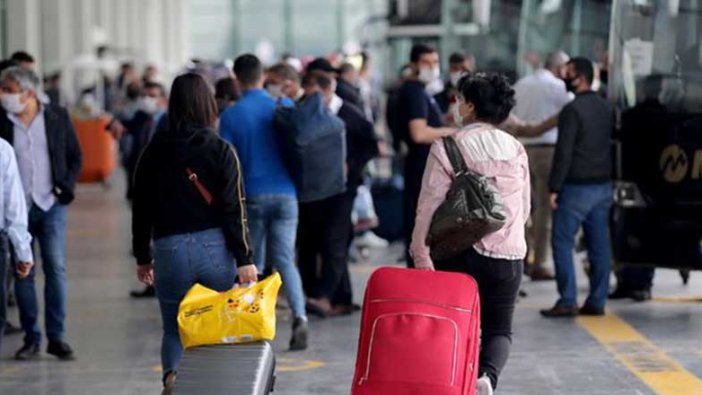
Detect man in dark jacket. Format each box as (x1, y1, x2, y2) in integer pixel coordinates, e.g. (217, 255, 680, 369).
(306, 57, 365, 112)
(0, 66, 82, 360)
(305, 71, 379, 315)
(541, 58, 614, 318)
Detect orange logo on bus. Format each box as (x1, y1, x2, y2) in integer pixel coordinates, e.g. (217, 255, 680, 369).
(660, 145, 702, 183)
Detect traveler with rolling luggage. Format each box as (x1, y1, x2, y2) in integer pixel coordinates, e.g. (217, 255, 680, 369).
(131, 73, 257, 394)
(410, 73, 530, 395)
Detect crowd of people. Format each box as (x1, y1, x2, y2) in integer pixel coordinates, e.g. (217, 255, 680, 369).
(0, 43, 620, 395)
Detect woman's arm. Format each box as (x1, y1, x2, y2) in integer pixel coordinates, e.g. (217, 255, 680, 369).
(409, 142, 453, 270)
(219, 145, 255, 269)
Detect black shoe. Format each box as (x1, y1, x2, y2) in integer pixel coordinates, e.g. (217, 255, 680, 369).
(631, 289, 652, 302)
(540, 305, 578, 318)
(608, 287, 633, 300)
(579, 304, 605, 316)
(4, 321, 22, 336)
(289, 318, 309, 351)
(305, 301, 330, 319)
(15, 343, 40, 360)
(130, 285, 156, 298)
(47, 341, 75, 361)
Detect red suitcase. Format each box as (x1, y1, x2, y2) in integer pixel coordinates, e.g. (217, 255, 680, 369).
(351, 267, 480, 395)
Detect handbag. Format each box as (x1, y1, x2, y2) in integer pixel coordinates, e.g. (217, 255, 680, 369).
(426, 136, 507, 260)
(177, 273, 282, 349)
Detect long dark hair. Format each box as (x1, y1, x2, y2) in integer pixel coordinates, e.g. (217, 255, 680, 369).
(168, 73, 218, 132)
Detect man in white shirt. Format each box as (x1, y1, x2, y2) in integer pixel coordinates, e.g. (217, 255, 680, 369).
(512, 51, 572, 280)
(0, 137, 33, 361)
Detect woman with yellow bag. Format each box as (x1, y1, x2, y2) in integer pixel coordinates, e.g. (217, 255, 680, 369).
(131, 73, 258, 394)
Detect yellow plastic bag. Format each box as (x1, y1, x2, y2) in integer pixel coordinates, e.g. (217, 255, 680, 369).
(177, 273, 282, 349)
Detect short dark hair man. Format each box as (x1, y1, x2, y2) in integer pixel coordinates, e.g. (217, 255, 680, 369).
(397, 44, 456, 267)
(221, 54, 309, 350)
(0, 66, 82, 360)
(435, 51, 477, 114)
(307, 57, 365, 111)
(10, 52, 35, 70)
(541, 57, 614, 318)
(266, 63, 303, 101)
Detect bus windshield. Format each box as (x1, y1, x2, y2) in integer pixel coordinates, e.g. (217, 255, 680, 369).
(609, 0, 702, 113)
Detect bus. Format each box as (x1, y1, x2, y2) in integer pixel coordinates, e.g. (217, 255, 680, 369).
(609, 0, 702, 272)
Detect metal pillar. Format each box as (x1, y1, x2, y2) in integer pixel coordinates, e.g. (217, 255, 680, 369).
(232, 0, 242, 55)
(440, 0, 456, 70)
(570, 0, 583, 56)
(336, 0, 346, 51)
(516, 0, 535, 77)
(283, 0, 294, 53)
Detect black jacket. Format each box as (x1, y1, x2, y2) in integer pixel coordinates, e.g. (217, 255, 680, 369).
(0, 103, 82, 205)
(336, 79, 365, 112)
(131, 125, 253, 267)
(338, 102, 379, 189)
(549, 91, 613, 192)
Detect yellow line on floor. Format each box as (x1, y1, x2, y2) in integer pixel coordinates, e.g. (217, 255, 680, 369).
(652, 295, 702, 304)
(277, 358, 326, 373)
(578, 314, 702, 395)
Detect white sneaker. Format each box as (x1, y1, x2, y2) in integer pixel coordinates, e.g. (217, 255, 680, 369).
(476, 375, 494, 395)
(355, 231, 389, 248)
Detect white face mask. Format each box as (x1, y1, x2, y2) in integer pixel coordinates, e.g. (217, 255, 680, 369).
(267, 84, 283, 98)
(141, 96, 158, 114)
(1, 93, 28, 114)
(330, 78, 338, 93)
(451, 102, 464, 128)
(418, 66, 440, 84)
(450, 71, 464, 87)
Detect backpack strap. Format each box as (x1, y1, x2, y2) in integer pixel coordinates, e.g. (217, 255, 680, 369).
(442, 136, 469, 176)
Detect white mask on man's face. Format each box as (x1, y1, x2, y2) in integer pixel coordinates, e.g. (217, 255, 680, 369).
(450, 71, 465, 87)
(1, 92, 28, 114)
(418, 66, 440, 84)
(141, 97, 159, 114)
(267, 84, 283, 98)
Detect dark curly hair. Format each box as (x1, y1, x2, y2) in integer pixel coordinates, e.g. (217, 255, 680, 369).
(457, 73, 515, 125)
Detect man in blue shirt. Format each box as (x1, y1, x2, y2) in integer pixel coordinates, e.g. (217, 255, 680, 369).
(220, 54, 308, 351)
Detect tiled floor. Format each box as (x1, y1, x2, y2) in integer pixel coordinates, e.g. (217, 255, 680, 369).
(1, 175, 701, 394)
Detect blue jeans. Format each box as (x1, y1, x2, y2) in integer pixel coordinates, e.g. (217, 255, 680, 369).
(247, 195, 306, 319)
(153, 228, 237, 377)
(15, 203, 68, 345)
(552, 183, 613, 309)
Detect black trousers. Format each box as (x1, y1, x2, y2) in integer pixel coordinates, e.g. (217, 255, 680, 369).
(435, 248, 523, 389)
(402, 161, 424, 269)
(298, 190, 355, 303)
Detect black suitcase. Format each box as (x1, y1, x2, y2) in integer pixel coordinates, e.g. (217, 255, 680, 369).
(173, 341, 276, 394)
(371, 178, 404, 242)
